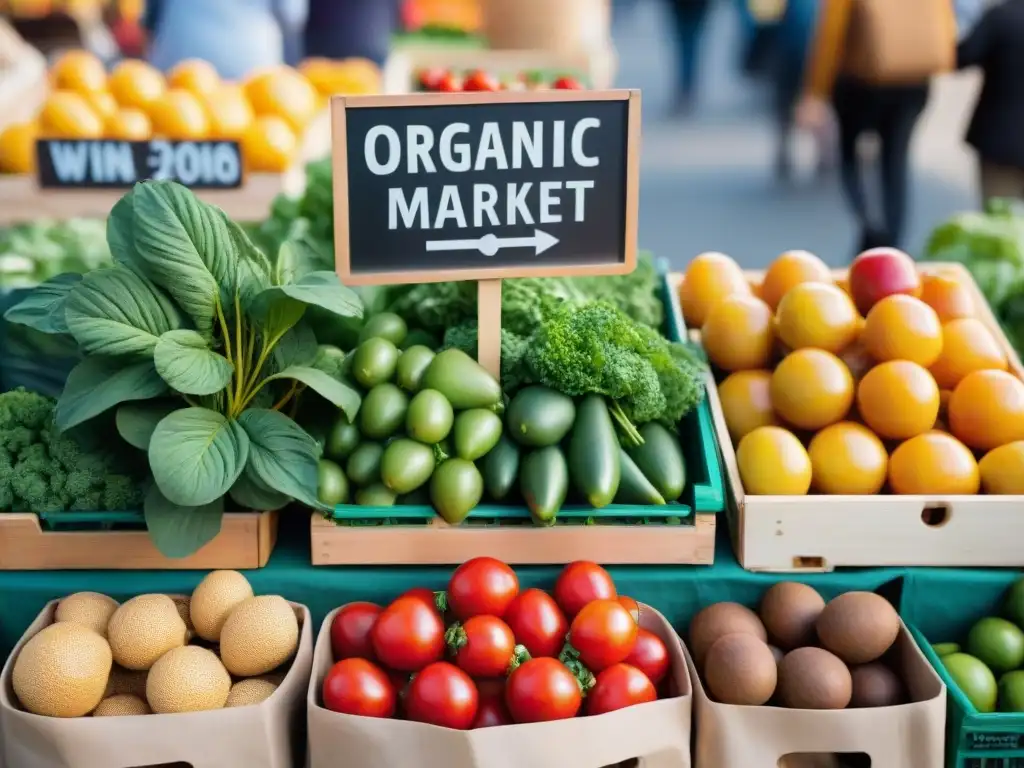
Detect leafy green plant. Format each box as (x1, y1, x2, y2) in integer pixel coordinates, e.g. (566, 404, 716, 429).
(4, 180, 364, 557)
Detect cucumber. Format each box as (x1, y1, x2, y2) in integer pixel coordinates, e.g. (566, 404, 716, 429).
(627, 423, 686, 502)
(567, 395, 620, 509)
(520, 446, 568, 526)
(614, 448, 666, 506)
(506, 386, 576, 447)
(481, 434, 520, 501)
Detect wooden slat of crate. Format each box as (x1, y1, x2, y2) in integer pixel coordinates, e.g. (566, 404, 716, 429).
(0, 510, 278, 570)
(673, 264, 1024, 572)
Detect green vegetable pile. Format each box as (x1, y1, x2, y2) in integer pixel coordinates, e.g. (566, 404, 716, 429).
(0, 388, 144, 514)
(0, 219, 110, 288)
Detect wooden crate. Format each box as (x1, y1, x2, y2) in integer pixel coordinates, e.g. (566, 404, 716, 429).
(676, 263, 1024, 572)
(0, 510, 278, 570)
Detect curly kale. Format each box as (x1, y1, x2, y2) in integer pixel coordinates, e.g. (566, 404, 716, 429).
(442, 322, 530, 394)
(565, 252, 665, 329)
(0, 388, 144, 514)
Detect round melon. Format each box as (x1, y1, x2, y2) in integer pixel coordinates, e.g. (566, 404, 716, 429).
(55, 592, 119, 638)
(219, 596, 299, 677)
(93, 693, 151, 717)
(225, 678, 278, 708)
(146, 646, 231, 714)
(190, 571, 254, 642)
(13, 622, 112, 717)
(107, 594, 187, 671)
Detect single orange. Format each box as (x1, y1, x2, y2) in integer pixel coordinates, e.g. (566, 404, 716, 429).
(82, 90, 118, 122)
(167, 59, 221, 99)
(717, 370, 778, 443)
(108, 59, 166, 112)
(679, 252, 751, 328)
(948, 369, 1024, 451)
(857, 360, 939, 440)
(888, 432, 980, 495)
(770, 348, 854, 430)
(0, 122, 37, 173)
(736, 426, 812, 495)
(50, 49, 107, 93)
(919, 273, 975, 322)
(202, 84, 254, 140)
(241, 116, 297, 172)
(929, 318, 1008, 389)
(104, 108, 151, 140)
(861, 294, 943, 368)
(759, 249, 833, 310)
(243, 67, 319, 133)
(775, 282, 861, 354)
(979, 442, 1024, 494)
(702, 295, 775, 371)
(149, 89, 210, 140)
(37, 91, 104, 139)
(808, 421, 888, 495)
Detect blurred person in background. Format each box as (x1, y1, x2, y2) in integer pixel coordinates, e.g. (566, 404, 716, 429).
(799, 0, 956, 253)
(143, 0, 308, 79)
(956, 0, 1024, 203)
(666, 0, 713, 114)
(305, 0, 399, 66)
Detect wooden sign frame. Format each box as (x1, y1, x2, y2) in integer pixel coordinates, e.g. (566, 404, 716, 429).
(330, 89, 642, 287)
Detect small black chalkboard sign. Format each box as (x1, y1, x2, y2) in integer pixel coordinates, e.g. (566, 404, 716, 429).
(35, 139, 244, 190)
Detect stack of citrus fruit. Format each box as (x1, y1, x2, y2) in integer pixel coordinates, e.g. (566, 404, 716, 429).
(680, 248, 1024, 497)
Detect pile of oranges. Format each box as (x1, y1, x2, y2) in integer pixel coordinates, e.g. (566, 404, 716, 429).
(680, 250, 1024, 497)
(0, 51, 380, 175)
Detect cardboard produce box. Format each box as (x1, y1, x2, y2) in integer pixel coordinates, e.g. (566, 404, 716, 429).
(0, 599, 313, 768)
(307, 603, 692, 768)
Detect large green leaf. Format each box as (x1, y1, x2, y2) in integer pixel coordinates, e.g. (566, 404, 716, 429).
(221, 212, 273, 309)
(272, 321, 319, 371)
(144, 484, 224, 558)
(148, 407, 250, 507)
(64, 265, 183, 358)
(56, 357, 169, 431)
(265, 366, 361, 420)
(229, 471, 290, 511)
(273, 237, 330, 286)
(255, 271, 363, 321)
(2, 273, 81, 334)
(107, 189, 136, 268)
(154, 329, 234, 395)
(237, 408, 323, 509)
(116, 400, 182, 450)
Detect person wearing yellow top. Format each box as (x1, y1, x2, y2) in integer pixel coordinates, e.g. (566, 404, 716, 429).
(798, 0, 957, 255)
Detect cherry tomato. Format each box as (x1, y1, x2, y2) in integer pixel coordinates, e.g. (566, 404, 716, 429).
(568, 599, 638, 672)
(472, 679, 512, 728)
(587, 663, 657, 715)
(417, 67, 447, 91)
(463, 69, 501, 92)
(405, 661, 478, 730)
(554, 561, 617, 618)
(505, 658, 582, 723)
(330, 602, 382, 661)
(437, 73, 463, 92)
(448, 616, 517, 678)
(618, 596, 641, 625)
(625, 628, 670, 685)
(371, 595, 445, 672)
(552, 76, 583, 90)
(504, 588, 568, 658)
(447, 557, 519, 620)
(322, 658, 396, 718)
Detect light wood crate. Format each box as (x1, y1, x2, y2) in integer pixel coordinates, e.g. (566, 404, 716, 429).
(675, 263, 1024, 573)
(0, 510, 278, 570)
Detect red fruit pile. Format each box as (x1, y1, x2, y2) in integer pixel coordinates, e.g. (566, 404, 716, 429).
(416, 68, 585, 93)
(320, 558, 673, 729)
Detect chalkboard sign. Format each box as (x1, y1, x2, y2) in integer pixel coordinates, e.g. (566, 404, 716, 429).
(35, 139, 244, 190)
(332, 90, 640, 286)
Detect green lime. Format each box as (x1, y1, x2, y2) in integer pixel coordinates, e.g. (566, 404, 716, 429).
(932, 643, 960, 658)
(967, 617, 1024, 674)
(317, 459, 349, 506)
(943, 653, 998, 713)
(999, 670, 1024, 712)
(1003, 577, 1024, 629)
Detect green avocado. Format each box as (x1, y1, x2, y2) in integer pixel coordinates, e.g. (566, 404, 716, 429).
(421, 349, 502, 410)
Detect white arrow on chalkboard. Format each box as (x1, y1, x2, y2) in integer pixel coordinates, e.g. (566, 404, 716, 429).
(425, 229, 560, 257)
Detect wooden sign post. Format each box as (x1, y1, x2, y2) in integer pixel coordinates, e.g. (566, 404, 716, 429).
(331, 89, 641, 379)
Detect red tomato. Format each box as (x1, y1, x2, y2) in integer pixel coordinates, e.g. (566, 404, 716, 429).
(405, 661, 478, 730)
(472, 679, 512, 728)
(625, 628, 670, 685)
(402, 587, 440, 610)
(552, 76, 584, 90)
(505, 658, 582, 723)
(447, 557, 519, 620)
(554, 561, 617, 618)
(504, 588, 568, 658)
(417, 67, 446, 91)
(370, 595, 445, 672)
(618, 596, 641, 625)
(586, 663, 657, 716)
(322, 658, 396, 718)
(448, 616, 517, 678)
(463, 69, 501, 92)
(437, 73, 463, 92)
(568, 599, 638, 672)
(330, 602, 382, 661)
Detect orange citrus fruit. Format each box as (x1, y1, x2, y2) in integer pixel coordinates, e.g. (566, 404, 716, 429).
(770, 348, 854, 430)
(37, 91, 104, 138)
(301, 57, 381, 96)
(808, 421, 888, 495)
(148, 89, 210, 140)
(856, 360, 939, 440)
(919, 273, 975, 322)
(108, 59, 166, 112)
(861, 294, 943, 367)
(0, 122, 37, 173)
(702, 295, 774, 371)
(244, 67, 319, 133)
(759, 250, 833, 310)
(50, 49, 107, 93)
(241, 116, 297, 172)
(167, 59, 221, 99)
(929, 318, 1008, 389)
(948, 369, 1024, 451)
(775, 282, 861, 354)
(979, 442, 1024, 494)
(717, 370, 778, 443)
(679, 252, 750, 328)
(736, 426, 812, 495)
(202, 84, 254, 140)
(104, 108, 151, 140)
(888, 432, 980, 495)
(82, 90, 118, 122)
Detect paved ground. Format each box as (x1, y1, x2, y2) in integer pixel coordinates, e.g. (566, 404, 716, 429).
(614, 0, 983, 268)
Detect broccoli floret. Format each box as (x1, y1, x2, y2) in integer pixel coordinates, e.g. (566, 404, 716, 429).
(442, 322, 530, 394)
